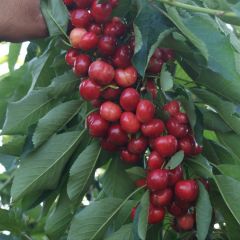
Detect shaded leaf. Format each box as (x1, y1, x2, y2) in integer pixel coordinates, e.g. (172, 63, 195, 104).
(105, 224, 133, 240)
(165, 151, 184, 170)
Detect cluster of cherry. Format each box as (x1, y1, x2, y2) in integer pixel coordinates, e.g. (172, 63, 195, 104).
(63, 0, 205, 232)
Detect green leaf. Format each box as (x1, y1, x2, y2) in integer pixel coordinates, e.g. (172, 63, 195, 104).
(165, 151, 184, 170)
(160, 64, 173, 91)
(196, 182, 212, 240)
(67, 141, 101, 201)
(217, 164, 240, 182)
(33, 100, 82, 148)
(138, 191, 149, 240)
(11, 131, 84, 201)
(105, 224, 133, 240)
(8, 43, 22, 72)
(126, 167, 146, 181)
(215, 175, 240, 224)
(132, 0, 171, 76)
(102, 157, 135, 198)
(40, 0, 69, 36)
(112, 0, 132, 17)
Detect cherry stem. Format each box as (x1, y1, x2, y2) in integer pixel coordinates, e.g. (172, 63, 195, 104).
(101, 85, 119, 91)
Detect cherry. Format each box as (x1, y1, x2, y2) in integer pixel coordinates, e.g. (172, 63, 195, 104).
(174, 112, 189, 124)
(88, 60, 115, 85)
(147, 57, 164, 74)
(91, 0, 112, 23)
(192, 143, 203, 156)
(64, 0, 74, 5)
(148, 205, 165, 224)
(113, 45, 132, 68)
(98, 35, 117, 56)
(87, 112, 109, 137)
(79, 79, 101, 100)
(135, 178, 146, 187)
(71, 9, 92, 28)
(73, 54, 91, 76)
(128, 136, 148, 154)
(166, 118, 189, 138)
(101, 86, 121, 100)
(107, 124, 128, 146)
(101, 138, 119, 152)
(177, 213, 195, 231)
(175, 180, 199, 202)
(147, 169, 169, 191)
(152, 48, 163, 59)
(120, 88, 140, 112)
(109, 0, 119, 8)
(168, 165, 183, 187)
(147, 151, 165, 170)
(131, 207, 136, 221)
(104, 17, 126, 37)
(74, 0, 93, 8)
(87, 111, 99, 127)
(121, 149, 140, 164)
(154, 135, 178, 157)
(70, 28, 87, 48)
(141, 119, 165, 138)
(120, 112, 140, 134)
(136, 100, 155, 123)
(88, 23, 102, 35)
(65, 48, 78, 66)
(100, 101, 122, 122)
(78, 31, 99, 50)
(162, 48, 174, 62)
(91, 99, 102, 108)
(178, 135, 194, 156)
(146, 80, 157, 99)
(168, 201, 187, 217)
(115, 66, 138, 87)
(163, 100, 180, 116)
(150, 188, 173, 207)
(199, 178, 210, 191)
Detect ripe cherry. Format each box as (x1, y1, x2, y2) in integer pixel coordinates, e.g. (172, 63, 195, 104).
(70, 28, 87, 48)
(121, 149, 140, 164)
(152, 48, 163, 59)
(107, 124, 128, 146)
(109, 0, 119, 8)
(178, 135, 194, 155)
(168, 165, 183, 187)
(71, 9, 92, 28)
(74, 0, 93, 8)
(91, 0, 112, 23)
(128, 136, 148, 154)
(147, 151, 165, 170)
(90, 99, 102, 108)
(113, 45, 132, 68)
(192, 143, 203, 156)
(100, 101, 122, 122)
(135, 178, 146, 187)
(104, 17, 126, 37)
(87, 113, 109, 137)
(166, 118, 188, 138)
(148, 205, 165, 224)
(150, 188, 173, 207)
(78, 31, 99, 51)
(101, 87, 121, 100)
(146, 80, 157, 99)
(98, 35, 117, 56)
(120, 88, 140, 112)
(147, 169, 169, 191)
(168, 201, 187, 217)
(199, 178, 210, 192)
(154, 135, 178, 157)
(141, 119, 165, 138)
(101, 138, 119, 152)
(65, 48, 78, 66)
(174, 112, 189, 124)
(120, 112, 140, 134)
(163, 100, 180, 116)
(88, 23, 102, 35)
(147, 57, 164, 74)
(162, 48, 174, 62)
(115, 66, 138, 87)
(73, 54, 91, 76)
(175, 180, 199, 202)
(64, 0, 74, 5)
(88, 60, 115, 85)
(79, 79, 100, 100)
(136, 100, 155, 123)
(177, 213, 195, 231)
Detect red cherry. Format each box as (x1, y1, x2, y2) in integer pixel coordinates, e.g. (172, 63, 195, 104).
(104, 17, 126, 37)
(154, 135, 178, 157)
(192, 143, 203, 156)
(115, 66, 138, 87)
(87, 111, 99, 127)
(148, 205, 165, 224)
(91, 0, 112, 23)
(136, 100, 155, 124)
(64, 0, 74, 5)
(175, 180, 199, 202)
(101, 138, 119, 152)
(174, 112, 189, 124)
(101, 87, 121, 100)
(70, 28, 87, 48)
(78, 31, 99, 51)
(120, 112, 140, 134)
(141, 119, 165, 138)
(120, 88, 140, 112)
(113, 45, 132, 68)
(109, 0, 119, 7)
(71, 9, 92, 28)
(168, 201, 187, 217)
(146, 80, 157, 99)
(152, 48, 163, 59)
(88, 23, 102, 35)
(65, 48, 78, 66)
(168, 165, 183, 187)
(178, 135, 194, 156)
(163, 100, 180, 116)
(79, 79, 101, 101)
(98, 35, 117, 56)
(74, 0, 93, 8)
(166, 118, 189, 138)
(87, 113, 109, 137)
(147, 151, 165, 170)
(128, 136, 148, 154)
(162, 48, 174, 62)
(90, 99, 102, 108)
(100, 101, 122, 122)
(73, 54, 91, 76)
(199, 178, 210, 191)
(147, 169, 169, 191)
(135, 178, 146, 187)
(88, 60, 115, 85)
(131, 207, 136, 221)
(121, 149, 140, 164)
(150, 188, 173, 207)
(177, 213, 195, 231)
(107, 124, 128, 146)
(147, 57, 164, 74)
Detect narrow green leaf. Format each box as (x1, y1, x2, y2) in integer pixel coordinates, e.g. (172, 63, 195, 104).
(217, 164, 240, 182)
(8, 43, 22, 72)
(105, 224, 133, 240)
(165, 151, 184, 170)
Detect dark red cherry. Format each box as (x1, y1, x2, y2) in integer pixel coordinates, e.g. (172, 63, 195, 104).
(162, 48, 174, 62)
(148, 205, 165, 224)
(104, 17, 126, 37)
(146, 80, 157, 99)
(113, 45, 132, 68)
(79, 79, 101, 101)
(147, 169, 169, 191)
(73, 54, 91, 76)
(168, 165, 183, 187)
(100, 101, 122, 122)
(178, 135, 195, 156)
(154, 135, 178, 157)
(141, 119, 165, 138)
(87, 23, 102, 35)
(74, 0, 93, 8)
(65, 48, 78, 66)
(120, 112, 140, 134)
(128, 136, 148, 154)
(177, 213, 195, 231)
(168, 201, 187, 217)
(120, 88, 140, 112)
(174, 112, 189, 124)
(135, 178, 146, 188)
(166, 118, 189, 138)
(91, 0, 112, 23)
(150, 188, 173, 207)
(163, 100, 180, 116)
(107, 124, 128, 146)
(101, 138, 119, 152)
(175, 180, 199, 202)
(98, 35, 117, 56)
(109, 0, 119, 8)
(78, 31, 99, 51)
(147, 151, 165, 170)
(121, 149, 140, 164)
(136, 99, 155, 123)
(71, 9, 92, 28)
(147, 57, 164, 74)
(101, 86, 121, 100)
